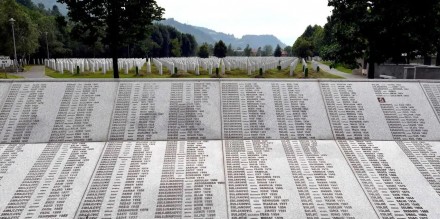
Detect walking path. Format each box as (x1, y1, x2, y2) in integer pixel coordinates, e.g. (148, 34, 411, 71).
(318, 63, 365, 79)
(14, 66, 52, 79)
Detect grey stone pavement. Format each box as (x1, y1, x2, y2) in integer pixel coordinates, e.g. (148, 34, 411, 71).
(317, 63, 366, 79)
(14, 66, 52, 79)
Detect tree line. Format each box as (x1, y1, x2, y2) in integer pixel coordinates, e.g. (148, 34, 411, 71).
(0, 0, 199, 61)
(292, 0, 440, 78)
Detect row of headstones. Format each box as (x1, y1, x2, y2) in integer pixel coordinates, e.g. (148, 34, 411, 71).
(152, 57, 298, 76)
(302, 58, 309, 77)
(223, 57, 297, 75)
(45, 59, 147, 75)
(1, 59, 30, 68)
(311, 60, 320, 72)
(44, 57, 301, 76)
(289, 58, 299, 76)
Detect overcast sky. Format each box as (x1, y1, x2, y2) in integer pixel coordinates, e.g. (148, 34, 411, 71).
(156, 0, 332, 46)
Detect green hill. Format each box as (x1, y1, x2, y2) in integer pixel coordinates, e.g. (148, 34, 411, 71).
(159, 18, 286, 49)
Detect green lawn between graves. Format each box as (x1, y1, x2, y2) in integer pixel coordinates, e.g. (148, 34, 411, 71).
(0, 72, 24, 79)
(45, 62, 344, 79)
(320, 61, 353, 74)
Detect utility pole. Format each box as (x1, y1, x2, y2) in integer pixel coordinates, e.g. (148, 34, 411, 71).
(9, 18, 18, 73)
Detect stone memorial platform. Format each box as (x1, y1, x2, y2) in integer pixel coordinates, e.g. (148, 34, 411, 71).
(0, 79, 439, 218)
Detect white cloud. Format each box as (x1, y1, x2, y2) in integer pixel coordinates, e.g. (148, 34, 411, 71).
(156, 0, 332, 46)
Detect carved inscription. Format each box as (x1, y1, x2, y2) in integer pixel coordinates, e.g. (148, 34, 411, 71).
(225, 140, 374, 218)
(337, 141, 430, 218)
(0, 143, 103, 218)
(77, 141, 226, 218)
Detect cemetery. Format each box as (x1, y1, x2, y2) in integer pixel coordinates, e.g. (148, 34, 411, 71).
(1, 0, 440, 218)
(40, 57, 343, 79)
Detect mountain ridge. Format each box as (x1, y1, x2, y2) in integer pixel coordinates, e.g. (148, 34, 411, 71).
(31, 0, 68, 15)
(27, 2, 287, 49)
(159, 18, 286, 49)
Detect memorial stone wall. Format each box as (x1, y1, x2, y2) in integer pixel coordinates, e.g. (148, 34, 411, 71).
(0, 79, 440, 218)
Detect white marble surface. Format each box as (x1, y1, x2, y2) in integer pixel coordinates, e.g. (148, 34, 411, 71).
(0, 82, 117, 144)
(224, 140, 377, 218)
(1, 80, 440, 218)
(371, 82, 440, 141)
(221, 81, 333, 140)
(422, 83, 440, 124)
(76, 141, 227, 219)
(0, 83, 10, 106)
(108, 82, 221, 141)
(321, 82, 440, 141)
(0, 140, 439, 218)
(337, 140, 440, 218)
(0, 142, 104, 218)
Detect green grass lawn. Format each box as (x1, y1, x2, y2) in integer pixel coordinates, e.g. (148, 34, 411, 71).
(0, 73, 24, 79)
(23, 65, 32, 72)
(334, 65, 353, 74)
(320, 61, 332, 66)
(319, 61, 353, 74)
(45, 63, 344, 79)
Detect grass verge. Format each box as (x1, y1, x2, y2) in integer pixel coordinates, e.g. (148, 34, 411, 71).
(0, 73, 24, 79)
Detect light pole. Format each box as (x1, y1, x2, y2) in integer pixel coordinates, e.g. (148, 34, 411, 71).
(45, 32, 50, 60)
(9, 18, 18, 74)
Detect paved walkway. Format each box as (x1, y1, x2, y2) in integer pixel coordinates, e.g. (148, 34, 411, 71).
(14, 66, 52, 79)
(317, 63, 365, 79)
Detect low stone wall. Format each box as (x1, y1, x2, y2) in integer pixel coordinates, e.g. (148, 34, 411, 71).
(376, 64, 440, 79)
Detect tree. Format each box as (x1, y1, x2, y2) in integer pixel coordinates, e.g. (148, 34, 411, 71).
(326, 0, 440, 77)
(292, 37, 313, 58)
(226, 43, 234, 56)
(274, 44, 282, 57)
(181, 33, 197, 57)
(214, 40, 227, 58)
(256, 47, 262, 56)
(292, 25, 324, 58)
(16, 0, 35, 9)
(284, 46, 293, 56)
(58, 0, 164, 78)
(171, 39, 181, 57)
(263, 45, 273, 56)
(0, 0, 39, 59)
(244, 44, 252, 57)
(198, 43, 209, 58)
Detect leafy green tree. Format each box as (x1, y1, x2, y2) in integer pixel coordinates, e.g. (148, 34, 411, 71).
(244, 44, 252, 57)
(284, 46, 293, 56)
(292, 25, 323, 58)
(214, 40, 227, 58)
(263, 45, 273, 56)
(58, 0, 164, 78)
(256, 47, 262, 56)
(274, 44, 282, 57)
(171, 39, 181, 57)
(181, 33, 197, 57)
(226, 43, 234, 56)
(292, 37, 313, 58)
(326, 0, 440, 77)
(16, 0, 35, 9)
(198, 43, 209, 58)
(0, 0, 39, 59)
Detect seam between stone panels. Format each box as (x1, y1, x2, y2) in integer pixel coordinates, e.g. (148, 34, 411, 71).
(334, 140, 382, 219)
(317, 81, 338, 141)
(105, 81, 122, 141)
(72, 141, 109, 218)
(419, 81, 440, 133)
(218, 81, 231, 219)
